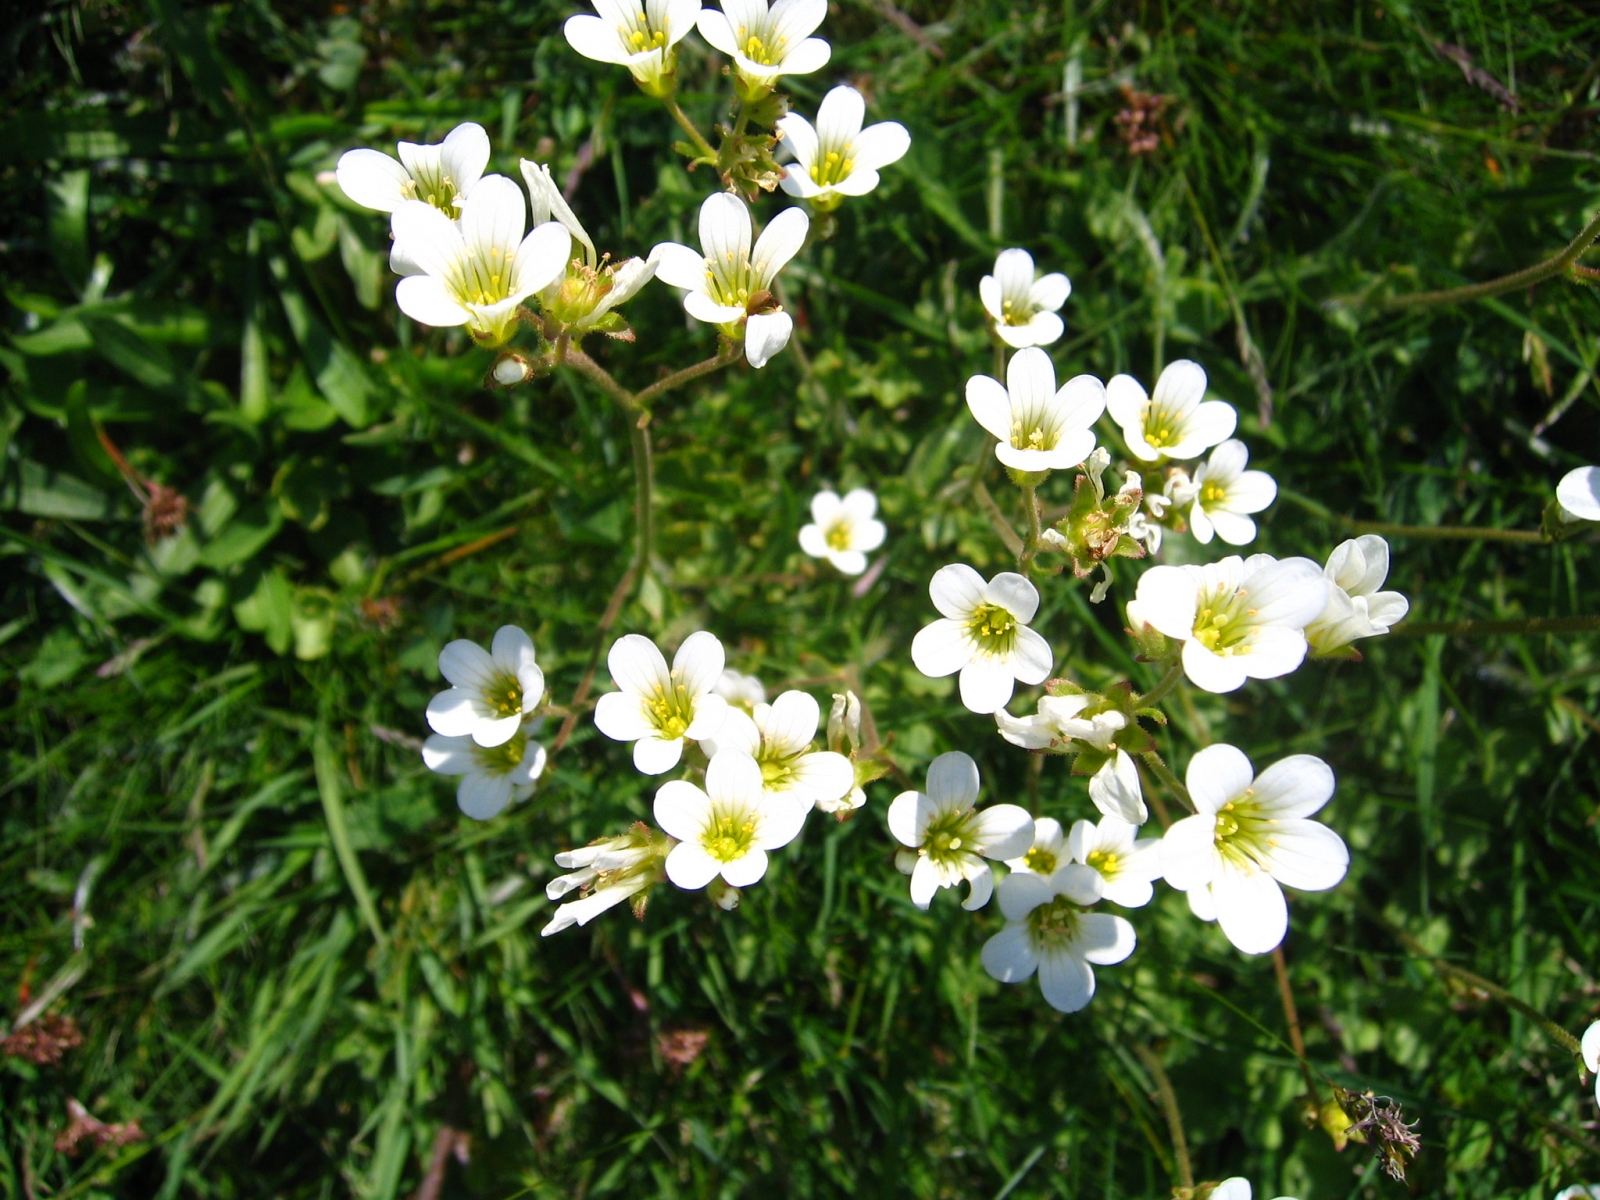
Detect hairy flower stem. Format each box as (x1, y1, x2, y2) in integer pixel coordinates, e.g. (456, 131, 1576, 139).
(631, 418, 655, 572)
(634, 342, 744, 407)
(662, 94, 717, 161)
(1343, 520, 1547, 544)
(973, 476, 1025, 558)
(1137, 660, 1185, 708)
(1139, 750, 1195, 812)
(1019, 485, 1043, 566)
(1272, 946, 1320, 1101)
(552, 560, 639, 758)
(1381, 207, 1600, 309)
(1133, 1044, 1194, 1191)
(1396, 614, 1600, 637)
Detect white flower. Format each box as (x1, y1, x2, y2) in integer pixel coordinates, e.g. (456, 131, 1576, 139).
(390, 175, 572, 346)
(1557, 466, 1600, 522)
(1068, 815, 1162, 907)
(1583, 1021, 1600, 1105)
(1106, 360, 1237, 463)
(695, 0, 830, 91)
(593, 631, 730, 774)
(425, 625, 545, 748)
(887, 751, 1033, 910)
(422, 722, 547, 820)
(653, 751, 809, 890)
(911, 565, 1053, 714)
(1208, 1179, 1298, 1200)
(980, 249, 1071, 349)
(966, 348, 1106, 475)
(1305, 535, 1410, 657)
(650, 192, 807, 368)
(1127, 509, 1162, 554)
(713, 668, 766, 711)
(776, 85, 910, 209)
(1160, 744, 1348, 955)
(1183, 439, 1277, 546)
(1556, 1188, 1600, 1200)
(798, 488, 886, 575)
(980, 866, 1135, 1013)
(699, 689, 854, 812)
(1128, 554, 1328, 693)
(1004, 815, 1068, 876)
(563, 0, 702, 95)
(522, 161, 657, 333)
(542, 825, 671, 935)
(994, 694, 1146, 823)
(336, 122, 490, 217)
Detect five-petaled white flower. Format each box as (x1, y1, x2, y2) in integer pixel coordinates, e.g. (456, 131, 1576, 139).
(422, 721, 547, 820)
(1557, 466, 1600, 522)
(336, 121, 490, 218)
(994, 694, 1145, 823)
(980, 866, 1135, 1013)
(713, 668, 766, 711)
(980, 248, 1071, 349)
(696, 0, 831, 92)
(911, 565, 1053, 714)
(887, 751, 1034, 910)
(1305, 535, 1410, 658)
(1208, 1179, 1299, 1200)
(521, 159, 656, 332)
(563, 0, 702, 95)
(1068, 815, 1162, 908)
(1178, 438, 1277, 546)
(1583, 1021, 1600, 1105)
(700, 690, 854, 812)
(594, 631, 730, 774)
(1004, 815, 1068, 877)
(776, 85, 910, 210)
(1160, 744, 1348, 955)
(1106, 359, 1237, 463)
(541, 824, 671, 935)
(650, 192, 807, 368)
(798, 488, 886, 575)
(1127, 554, 1328, 694)
(390, 175, 572, 347)
(425, 625, 545, 748)
(966, 348, 1106, 476)
(654, 751, 809, 890)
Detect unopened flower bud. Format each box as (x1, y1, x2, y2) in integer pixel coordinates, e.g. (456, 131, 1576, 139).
(492, 354, 531, 386)
(827, 691, 861, 755)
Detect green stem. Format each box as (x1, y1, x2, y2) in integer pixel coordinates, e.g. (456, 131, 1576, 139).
(634, 341, 744, 407)
(1020, 485, 1043, 565)
(1139, 750, 1194, 812)
(1272, 946, 1321, 1102)
(631, 416, 654, 572)
(1343, 519, 1546, 544)
(1382, 208, 1600, 309)
(662, 94, 717, 161)
(1394, 614, 1600, 636)
(992, 340, 1006, 381)
(973, 475, 1025, 558)
(1137, 660, 1185, 708)
(1131, 1044, 1194, 1191)
(562, 346, 639, 411)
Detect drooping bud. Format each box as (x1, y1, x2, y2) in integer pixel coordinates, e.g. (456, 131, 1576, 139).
(827, 691, 861, 756)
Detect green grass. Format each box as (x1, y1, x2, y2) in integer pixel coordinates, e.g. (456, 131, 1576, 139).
(3, 0, 1600, 1196)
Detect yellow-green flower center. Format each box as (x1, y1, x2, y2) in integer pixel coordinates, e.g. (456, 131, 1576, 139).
(1086, 848, 1120, 876)
(967, 603, 1018, 656)
(923, 808, 977, 865)
(1199, 480, 1228, 508)
(401, 172, 461, 214)
(1190, 585, 1257, 655)
(702, 808, 757, 862)
(473, 734, 526, 774)
(624, 25, 668, 50)
(1009, 417, 1055, 452)
(705, 253, 759, 309)
(486, 672, 523, 717)
(1213, 791, 1276, 870)
(646, 680, 697, 740)
(1026, 895, 1084, 950)
(809, 148, 854, 187)
(998, 296, 1032, 327)
(1024, 846, 1057, 874)
(1140, 402, 1184, 450)
(758, 749, 800, 791)
(739, 30, 786, 65)
(824, 521, 853, 551)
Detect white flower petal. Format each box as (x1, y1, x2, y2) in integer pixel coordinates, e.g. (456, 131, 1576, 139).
(608, 633, 671, 697)
(997, 869, 1053, 921)
(752, 206, 809, 286)
(1258, 818, 1349, 891)
(336, 148, 412, 212)
(911, 619, 972, 677)
(887, 789, 934, 847)
(1161, 813, 1222, 891)
(654, 778, 712, 841)
(961, 863, 994, 910)
(1181, 638, 1249, 693)
(721, 847, 769, 887)
(593, 691, 653, 742)
(981, 926, 1038, 983)
(426, 688, 484, 738)
(928, 563, 986, 619)
(908, 854, 942, 909)
(704, 748, 763, 806)
(1558, 466, 1600, 520)
(925, 750, 980, 809)
(965, 374, 1013, 442)
(983, 571, 1040, 623)
(396, 275, 471, 327)
(1037, 950, 1096, 1013)
(1010, 625, 1054, 686)
(1075, 912, 1136, 965)
(633, 734, 685, 774)
(1582, 1020, 1600, 1072)
(958, 656, 1016, 714)
(470, 713, 522, 749)
(1212, 861, 1288, 955)
(761, 689, 820, 755)
(665, 841, 723, 890)
(1186, 743, 1254, 813)
(672, 630, 726, 698)
(971, 803, 1035, 861)
(744, 311, 792, 368)
(457, 771, 515, 820)
(421, 734, 475, 775)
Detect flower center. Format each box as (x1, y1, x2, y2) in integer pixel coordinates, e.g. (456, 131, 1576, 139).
(705, 254, 759, 309)
(966, 603, 1018, 656)
(447, 243, 516, 309)
(1190, 585, 1257, 655)
(809, 148, 855, 187)
(623, 24, 668, 51)
(998, 296, 1032, 327)
(702, 807, 757, 863)
(1141, 403, 1182, 450)
(923, 809, 978, 865)
(473, 734, 526, 774)
(401, 172, 461, 214)
(1198, 480, 1228, 508)
(1213, 792, 1274, 870)
(645, 679, 697, 740)
(738, 27, 787, 64)
(758, 750, 799, 791)
(1086, 848, 1120, 877)
(1026, 896, 1084, 950)
(1010, 418, 1056, 452)
(486, 672, 523, 717)
(1023, 846, 1057, 874)
(824, 520, 853, 551)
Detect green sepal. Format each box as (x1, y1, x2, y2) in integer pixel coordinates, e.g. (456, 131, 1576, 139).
(1044, 677, 1086, 697)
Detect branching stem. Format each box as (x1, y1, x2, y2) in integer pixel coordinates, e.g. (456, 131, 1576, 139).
(973, 476, 1025, 558)
(662, 94, 717, 162)
(634, 341, 744, 407)
(1139, 750, 1194, 812)
(1137, 660, 1185, 709)
(1381, 208, 1600, 309)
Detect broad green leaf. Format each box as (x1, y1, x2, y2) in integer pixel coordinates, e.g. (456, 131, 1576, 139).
(46, 169, 90, 292)
(199, 503, 282, 569)
(232, 566, 293, 654)
(2, 459, 109, 519)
